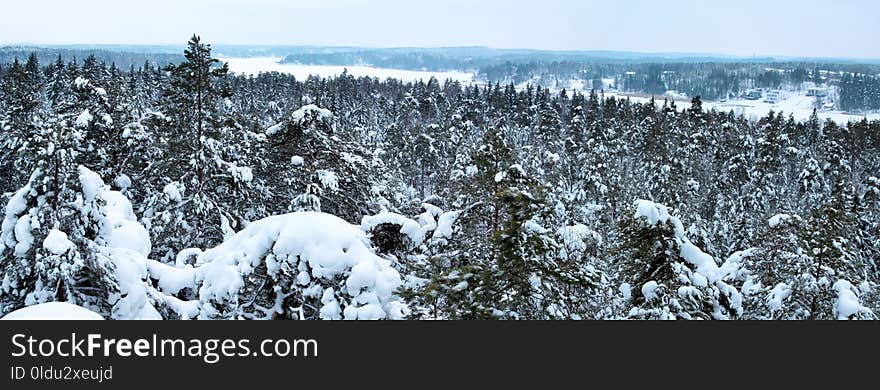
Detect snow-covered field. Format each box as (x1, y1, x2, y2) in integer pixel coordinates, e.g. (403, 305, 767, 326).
(221, 57, 476, 84)
(604, 90, 880, 123)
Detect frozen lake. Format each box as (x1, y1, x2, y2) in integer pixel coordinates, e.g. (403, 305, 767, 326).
(220, 57, 476, 84)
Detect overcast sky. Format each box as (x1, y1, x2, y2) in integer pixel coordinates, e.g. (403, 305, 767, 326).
(2, 0, 877, 59)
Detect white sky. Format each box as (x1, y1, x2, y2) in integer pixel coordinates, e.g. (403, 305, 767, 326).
(2, 0, 878, 59)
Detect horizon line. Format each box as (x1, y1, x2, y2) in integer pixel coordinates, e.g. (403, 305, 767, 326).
(2, 41, 880, 63)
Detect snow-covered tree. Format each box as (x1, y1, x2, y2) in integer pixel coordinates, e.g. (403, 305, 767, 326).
(617, 200, 741, 320)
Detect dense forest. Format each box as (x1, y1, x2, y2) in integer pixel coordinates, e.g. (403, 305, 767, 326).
(1, 37, 878, 320)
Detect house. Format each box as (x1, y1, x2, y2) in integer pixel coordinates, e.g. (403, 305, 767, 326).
(764, 90, 780, 104)
(807, 87, 829, 97)
(743, 90, 762, 100)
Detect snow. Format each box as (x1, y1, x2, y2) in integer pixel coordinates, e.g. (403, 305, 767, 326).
(114, 174, 132, 190)
(290, 104, 333, 129)
(153, 293, 200, 320)
(163, 182, 183, 202)
(195, 212, 405, 320)
(767, 283, 792, 312)
(174, 247, 203, 267)
(291, 155, 305, 166)
(134, 303, 163, 320)
(222, 57, 476, 84)
(316, 170, 339, 191)
(78, 166, 103, 203)
(523, 219, 547, 235)
(146, 260, 197, 295)
(679, 242, 720, 283)
(75, 109, 93, 128)
(230, 165, 254, 184)
(419, 202, 440, 217)
(1, 302, 104, 320)
(719, 248, 755, 281)
(494, 171, 506, 183)
(604, 90, 880, 124)
(42, 229, 73, 255)
(341, 152, 365, 165)
(633, 199, 670, 226)
(265, 122, 284, 136)
(432, 210, 462, 240)
(82, 168, 152, 257)
(2, 172, 38, 257)
(2, 167, 155, 320)
(833, 280, 870, 320)
(361, 212, 427, 246)
(768, 214, 793, 228)
(73, 77, 89, 88)
(102, 246, 153, 320)
(642, 281, 660, 302)
(619, 283, 632, 300)
(558, 224, 601, 255)
(79, 167, 156, 319)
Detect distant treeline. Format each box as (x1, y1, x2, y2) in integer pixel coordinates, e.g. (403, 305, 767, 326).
(0, 46, 183, 70)
(4, 45, 880, 111)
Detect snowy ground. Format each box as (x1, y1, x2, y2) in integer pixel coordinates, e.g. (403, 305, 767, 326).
(603, 90, 880, 123)
(541, 78, 879, 123)
(221, 57, 476, 84)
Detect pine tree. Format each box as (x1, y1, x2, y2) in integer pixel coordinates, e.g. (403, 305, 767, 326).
(142, 35, 256, 260)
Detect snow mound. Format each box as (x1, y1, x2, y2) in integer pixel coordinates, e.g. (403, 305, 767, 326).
(1, 302, 104, 320)
(195, 212, 405, 320)
(767, 283, 792, 312)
